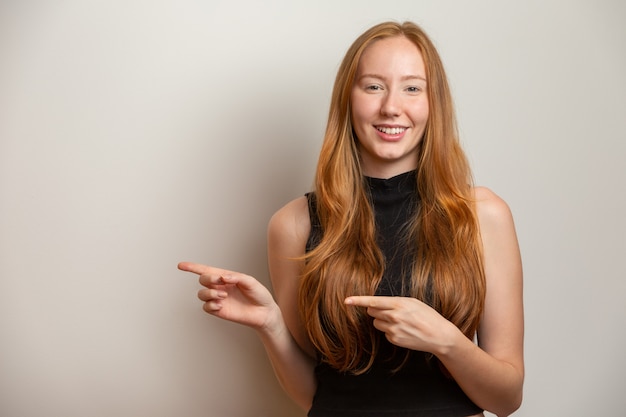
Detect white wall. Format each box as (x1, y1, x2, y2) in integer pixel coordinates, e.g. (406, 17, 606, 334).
(1, 1, 624, 416)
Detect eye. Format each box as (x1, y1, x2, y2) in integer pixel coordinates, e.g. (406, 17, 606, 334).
(406, 86, 423, 94)
(365, 84, 383, 92)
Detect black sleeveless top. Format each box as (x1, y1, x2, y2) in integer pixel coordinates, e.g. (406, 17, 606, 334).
(305, 171, 482, 417)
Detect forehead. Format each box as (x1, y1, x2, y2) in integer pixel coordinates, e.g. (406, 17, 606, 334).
(356, 36, 426, 77)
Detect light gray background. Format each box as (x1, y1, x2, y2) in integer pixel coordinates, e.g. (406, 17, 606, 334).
(1, 1, 624, 416)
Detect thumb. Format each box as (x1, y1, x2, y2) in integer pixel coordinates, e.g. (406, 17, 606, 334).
(220, 272, 258, 291)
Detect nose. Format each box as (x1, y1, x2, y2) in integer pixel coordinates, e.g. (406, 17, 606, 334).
(380, 91, 401, 118)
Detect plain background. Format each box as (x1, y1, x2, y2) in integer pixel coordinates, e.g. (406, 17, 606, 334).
(1, 1, 625, 416)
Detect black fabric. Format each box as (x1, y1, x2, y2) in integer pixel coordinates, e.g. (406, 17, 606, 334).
(305, 170, 483, 417)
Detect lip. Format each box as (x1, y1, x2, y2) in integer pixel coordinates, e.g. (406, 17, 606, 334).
(374, 125, 408, 141)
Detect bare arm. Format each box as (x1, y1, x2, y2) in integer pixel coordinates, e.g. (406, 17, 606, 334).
(345, 187, 524, 416)
(265, 196, 317, 409)
(440, 187, 524, 416)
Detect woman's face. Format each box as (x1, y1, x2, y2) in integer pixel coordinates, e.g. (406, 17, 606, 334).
(351, 35, 429, 179)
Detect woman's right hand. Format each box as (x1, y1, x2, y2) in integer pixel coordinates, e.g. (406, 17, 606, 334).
(178, 262, 279, 332)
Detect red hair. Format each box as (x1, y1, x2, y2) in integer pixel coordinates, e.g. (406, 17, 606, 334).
(299, 21, 485, 373)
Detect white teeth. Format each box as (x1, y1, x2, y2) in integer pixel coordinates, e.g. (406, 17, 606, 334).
(377, 126, 406, 135)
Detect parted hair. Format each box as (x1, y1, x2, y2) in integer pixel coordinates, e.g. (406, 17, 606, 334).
(298, 21, 486, 374)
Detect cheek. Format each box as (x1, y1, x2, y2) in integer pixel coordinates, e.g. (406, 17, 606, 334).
(350, 94, 363, 124)
(350, 90, 379, 121)
(421, 98, 430, 119)
(410, 101, 429, 124)
(350, 109, 366, 140)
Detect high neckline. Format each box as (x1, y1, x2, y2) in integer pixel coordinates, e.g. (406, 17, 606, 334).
(365, 170, 417, 192)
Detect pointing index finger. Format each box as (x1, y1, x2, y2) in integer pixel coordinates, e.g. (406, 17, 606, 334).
(345, 296, 394, 309)
(178, 262, 223, 276)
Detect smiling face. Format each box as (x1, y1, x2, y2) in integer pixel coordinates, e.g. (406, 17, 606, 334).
(351, 35, 429, 179)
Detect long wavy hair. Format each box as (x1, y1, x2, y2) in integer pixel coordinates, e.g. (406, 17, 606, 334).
(298, 21, 486, 374)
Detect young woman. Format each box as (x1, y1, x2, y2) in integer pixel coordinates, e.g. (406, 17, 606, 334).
(179, 21, 524, 417)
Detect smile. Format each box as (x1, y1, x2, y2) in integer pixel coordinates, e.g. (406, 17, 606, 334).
(376, 126, 407, 135)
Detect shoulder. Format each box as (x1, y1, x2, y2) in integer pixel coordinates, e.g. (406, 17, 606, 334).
(472, 186, 515, 231)
(471, 186, 521, 285)
(471, 186, 520, 275)
(268, 196, 311, 255)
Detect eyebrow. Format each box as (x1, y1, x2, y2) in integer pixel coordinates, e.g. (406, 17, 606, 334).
(357, 73, 427, 82)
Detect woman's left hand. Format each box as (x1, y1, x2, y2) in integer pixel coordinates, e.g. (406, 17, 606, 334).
(345, 296, 458, 355)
